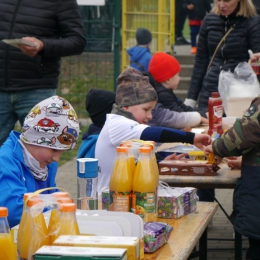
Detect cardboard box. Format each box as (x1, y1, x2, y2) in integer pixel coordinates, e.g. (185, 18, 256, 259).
(158, 160, 218, 176)
(157, 187, 198, 219)
(53, 235, 140, 260)
(34, 245, 127, 260)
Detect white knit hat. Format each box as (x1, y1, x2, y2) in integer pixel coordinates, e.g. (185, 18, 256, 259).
(20, 96, 79, 150)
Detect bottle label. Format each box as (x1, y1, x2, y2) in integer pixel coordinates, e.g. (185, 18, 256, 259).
(212, 104, 223, 127)
(131, 191, 155, 218)
(109, 191, 131, 212)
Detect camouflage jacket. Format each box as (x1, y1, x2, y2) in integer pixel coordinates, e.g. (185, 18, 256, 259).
(213, 96, 260, 165)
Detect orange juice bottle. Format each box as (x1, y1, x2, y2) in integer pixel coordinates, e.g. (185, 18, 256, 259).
(19, 198, 50, 260)
(0, 207, 17, 260)
(132, 146, 156, 220)
(51, 203, 79, 243)
(49, 197, 73, 244)
(109, 146, 132, 212)
(120, 141, 136, 178)
(17, 193, 39, 257)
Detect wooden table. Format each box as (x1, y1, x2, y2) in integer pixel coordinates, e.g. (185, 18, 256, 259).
(144, 202, 218, 260)
(159, 163, 240, 189)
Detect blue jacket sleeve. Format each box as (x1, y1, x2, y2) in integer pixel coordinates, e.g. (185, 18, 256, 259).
(140, 126, 195, 144)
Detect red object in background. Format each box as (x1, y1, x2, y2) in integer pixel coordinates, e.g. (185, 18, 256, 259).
(208, 92, 224, 136)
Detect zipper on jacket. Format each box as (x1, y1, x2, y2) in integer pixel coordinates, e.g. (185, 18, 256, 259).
(221, 21, 228, 59)
(4, 0, 22, 88)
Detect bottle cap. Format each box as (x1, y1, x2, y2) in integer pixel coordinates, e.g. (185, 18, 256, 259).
(0, 207, 8, 217)
(59, 203, 76, 212)
(27, 199, 42, 207)
(116, 146, 128, 153)
(23, 193, 39, 201)
(57, 197, 73, 203)
(52, 192, 69, 198)
(139, 146, 152, 153)
(77, 158, 98, 178)
(211, 92, 220, 98)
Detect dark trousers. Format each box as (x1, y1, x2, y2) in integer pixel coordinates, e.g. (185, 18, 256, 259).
(246, 238, 260, 259)
(175, 0, 187, 38)
(197, 188, 215, 202)
(190, 25, 201, 47)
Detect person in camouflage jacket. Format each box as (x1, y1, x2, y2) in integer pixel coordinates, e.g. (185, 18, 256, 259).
(205, 95, 260, 258)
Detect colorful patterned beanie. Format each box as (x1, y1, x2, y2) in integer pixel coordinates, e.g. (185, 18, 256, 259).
(20, 96, 79, 150)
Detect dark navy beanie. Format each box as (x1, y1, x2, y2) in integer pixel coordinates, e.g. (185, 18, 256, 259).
(85, 88, 115, 127)
(135, 27, 152, 45)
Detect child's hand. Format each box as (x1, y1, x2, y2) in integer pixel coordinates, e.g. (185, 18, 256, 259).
(201, 117, 209, 125)
(187, 4, 194, 10)
(193, 134, 212, 150)
(164, 152, 188, 161)
(226, 156, 242, 169)
(203, 144, 213, 156)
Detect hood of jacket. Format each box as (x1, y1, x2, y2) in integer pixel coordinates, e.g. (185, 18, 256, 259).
(127, 46, 150, 61)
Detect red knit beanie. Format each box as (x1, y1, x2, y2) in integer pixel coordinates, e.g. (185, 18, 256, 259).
(148, 52, 181, 83)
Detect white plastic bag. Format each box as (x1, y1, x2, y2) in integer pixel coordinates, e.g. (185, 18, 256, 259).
(218, 62, 260, 116)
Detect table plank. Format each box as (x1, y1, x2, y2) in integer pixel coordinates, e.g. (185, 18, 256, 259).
(144, 202, 218, 260)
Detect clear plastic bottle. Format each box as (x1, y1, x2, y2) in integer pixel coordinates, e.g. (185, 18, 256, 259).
(51, 203, 79, 243)
(0, 207, 17, 260)
(49, 197, 73, 244)
(19, 198, 50, 260)
(109, 146, 132, 212)
(132, 146, 157, 221)
(77, 158, 98, 210)
(17, 193, 39, 258)
(208, 92, 224, 136)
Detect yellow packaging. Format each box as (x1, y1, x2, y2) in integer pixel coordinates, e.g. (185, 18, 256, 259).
(53, 235, 140, 260)
(188, 151, 206, 161)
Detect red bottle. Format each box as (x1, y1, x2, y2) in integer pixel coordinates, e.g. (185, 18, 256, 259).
(208, 92, 224, 136)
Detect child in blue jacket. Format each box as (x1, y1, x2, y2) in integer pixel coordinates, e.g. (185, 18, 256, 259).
(127, 27, 153, 72)
(0, 96, 79, 227)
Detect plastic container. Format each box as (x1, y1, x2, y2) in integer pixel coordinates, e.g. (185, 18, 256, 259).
(208, 92, 224, 136)
(51, 203, 80, 243)
(0, 207, 17, 260)
(18, 198, 50, 260)
(77, 158, 98, 210)
(49, 197, 74, 244)
(132, 147, 157, 221)
(109, 147, 132, 212)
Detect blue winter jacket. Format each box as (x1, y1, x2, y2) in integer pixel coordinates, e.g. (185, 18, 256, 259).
(0, 131, 58, 228)
(126, 46, 152, 72)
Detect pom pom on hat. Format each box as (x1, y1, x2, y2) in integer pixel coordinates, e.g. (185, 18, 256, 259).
(148, 52, 181, 83)
(136, 27, 152, 45)
(85, 88, 115, 127)
(116, 67, 157, 107)
(21, 96, 79, 150)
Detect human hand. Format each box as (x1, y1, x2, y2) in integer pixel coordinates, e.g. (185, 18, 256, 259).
(248, 51, 260, 65)
(193, 134, 212, 150)
(164, 152, 188, 161)
(201, 117, 209, 125)
(226, 156, 242, 169)
(187, 4, 194, 10)
(18, 37, 44, 57)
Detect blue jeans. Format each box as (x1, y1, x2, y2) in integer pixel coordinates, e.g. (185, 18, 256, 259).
(0, 88, 56, 145)
(190, 25, 201, 47)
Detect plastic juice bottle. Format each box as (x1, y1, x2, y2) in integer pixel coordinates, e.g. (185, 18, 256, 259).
(17, 193, 39, 257)
(0, 207, 17, 260)
(109, 146, 132, 212)
(51, 203, 79, 243)
(208, 92, 224, 136)
(120, 141, 136, 178)
(19, 198, 50, 260)
(132, 146, 156, 220)
(49, 197, 73, 244)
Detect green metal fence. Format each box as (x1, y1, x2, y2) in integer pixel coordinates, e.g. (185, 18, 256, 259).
(57, 0, 121, 121)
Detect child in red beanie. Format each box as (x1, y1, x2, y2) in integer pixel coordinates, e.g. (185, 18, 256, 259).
(148, 52, 208, 122)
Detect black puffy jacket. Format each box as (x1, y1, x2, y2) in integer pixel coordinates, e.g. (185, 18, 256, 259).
(0, 0, 86, 91)
(186, 11, 260, 108)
